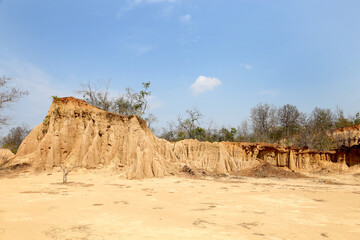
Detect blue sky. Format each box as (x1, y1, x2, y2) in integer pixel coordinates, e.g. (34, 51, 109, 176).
(0, 0, 359, 134)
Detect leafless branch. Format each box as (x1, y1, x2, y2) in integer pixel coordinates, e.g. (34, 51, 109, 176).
(60, 163, 77, 183)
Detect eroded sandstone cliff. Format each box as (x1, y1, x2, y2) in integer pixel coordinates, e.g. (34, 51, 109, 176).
(0, 148, 14, 165)
(329, 125, 360, 166)
(329, 125, 360, 148)
(3, 97, 348, 178)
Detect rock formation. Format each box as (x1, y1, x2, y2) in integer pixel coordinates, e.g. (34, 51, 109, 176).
(2, 97, 350, 179)
(329, 125, 360, 166)
(0, 148, 14, 164)
(329, 125, 360, 148)
(6, 97, 177, 179)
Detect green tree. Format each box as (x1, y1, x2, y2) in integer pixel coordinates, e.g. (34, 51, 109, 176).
(277, 104, 302, 137)
(177, 131, 186, 141)
(112, 82, 151, 117)
(218, 127, 237, 142)
(334, 107, 353, 128)
(79, 81, 152, 118)
(193, 127, 206, 141)
(1, 125, 31, 154)
(78, 80, 112, 111)
(351, 112, 360, 125)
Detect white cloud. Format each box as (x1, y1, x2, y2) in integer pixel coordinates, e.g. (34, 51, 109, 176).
(190, 76, 222, 95)
(180, 14, 191, 23)
(240, 63, 252, 70)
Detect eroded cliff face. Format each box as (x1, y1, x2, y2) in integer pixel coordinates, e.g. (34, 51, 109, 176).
(10, 97, 179, 179)
(329, 125, 360, 148)
(220, 142, 338, 171)
(3, 97, 348, 179)
(0, 148, 14, 165)
(329, 125, 360, 166)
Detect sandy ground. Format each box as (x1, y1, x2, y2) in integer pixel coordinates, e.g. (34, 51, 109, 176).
(0, 171, 359, 240)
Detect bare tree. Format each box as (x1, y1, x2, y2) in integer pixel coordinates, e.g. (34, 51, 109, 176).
(160, 121, 177, 141)
(296, 107, 335, 150)
(0, 76, 29, 127)
(309, 107, 335, 131)
(178, 107, 203, 139)
(137, 81, 151, 116)
(78, 80, 112, 111)
(237, 118, 253, 142)
(250, 103, 276, 141)
(60, 164, 77, 183)
(79, 81, 152, 118)
(145, 113, 158, 130)
(277, 104, 303, 137)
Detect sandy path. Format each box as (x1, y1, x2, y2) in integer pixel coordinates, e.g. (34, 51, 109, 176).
(0, 171, 359, 240)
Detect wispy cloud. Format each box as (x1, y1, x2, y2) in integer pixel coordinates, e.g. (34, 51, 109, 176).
(180, 14, 191, 23)
(160, 5, 174, 17)
(133, 0, 177, 3)
(178, 33, 200, 47)
(190, 76, 222, 95)
(93, 12, 105, 17)
(129, 45, 153, 55)
(0, 60, 72, 102)
(258, 89, 279, 97)
(116, 6, 134, 19)
(240, 63, 252, 70)
(116, 0, 177, 19)
(0, 58, 74, 133)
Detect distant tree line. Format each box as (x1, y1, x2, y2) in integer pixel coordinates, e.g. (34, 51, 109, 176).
(1, 124, 31, 154)
(1, 76, 359, 153)
(76, 81, 360, 151)
(159, 103, 360, 151)
(0, 76, 29, 154)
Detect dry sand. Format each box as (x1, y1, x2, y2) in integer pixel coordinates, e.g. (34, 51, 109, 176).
(0, 171, 360, 240)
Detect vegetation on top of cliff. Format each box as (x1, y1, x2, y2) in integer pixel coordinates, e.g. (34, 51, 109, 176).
(74, 80, 359, 152)
(0, 78, 348, 153)
(78, 81, 156, 130)
(159, 103, 360, 151)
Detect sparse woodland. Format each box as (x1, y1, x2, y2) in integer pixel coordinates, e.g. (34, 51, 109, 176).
(1, 78, 359, 153)
(0, 125, 31, 154)
(76, 81, 360, 151)
(0, 76, 29, 153)
(160, 103, 360, 151)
